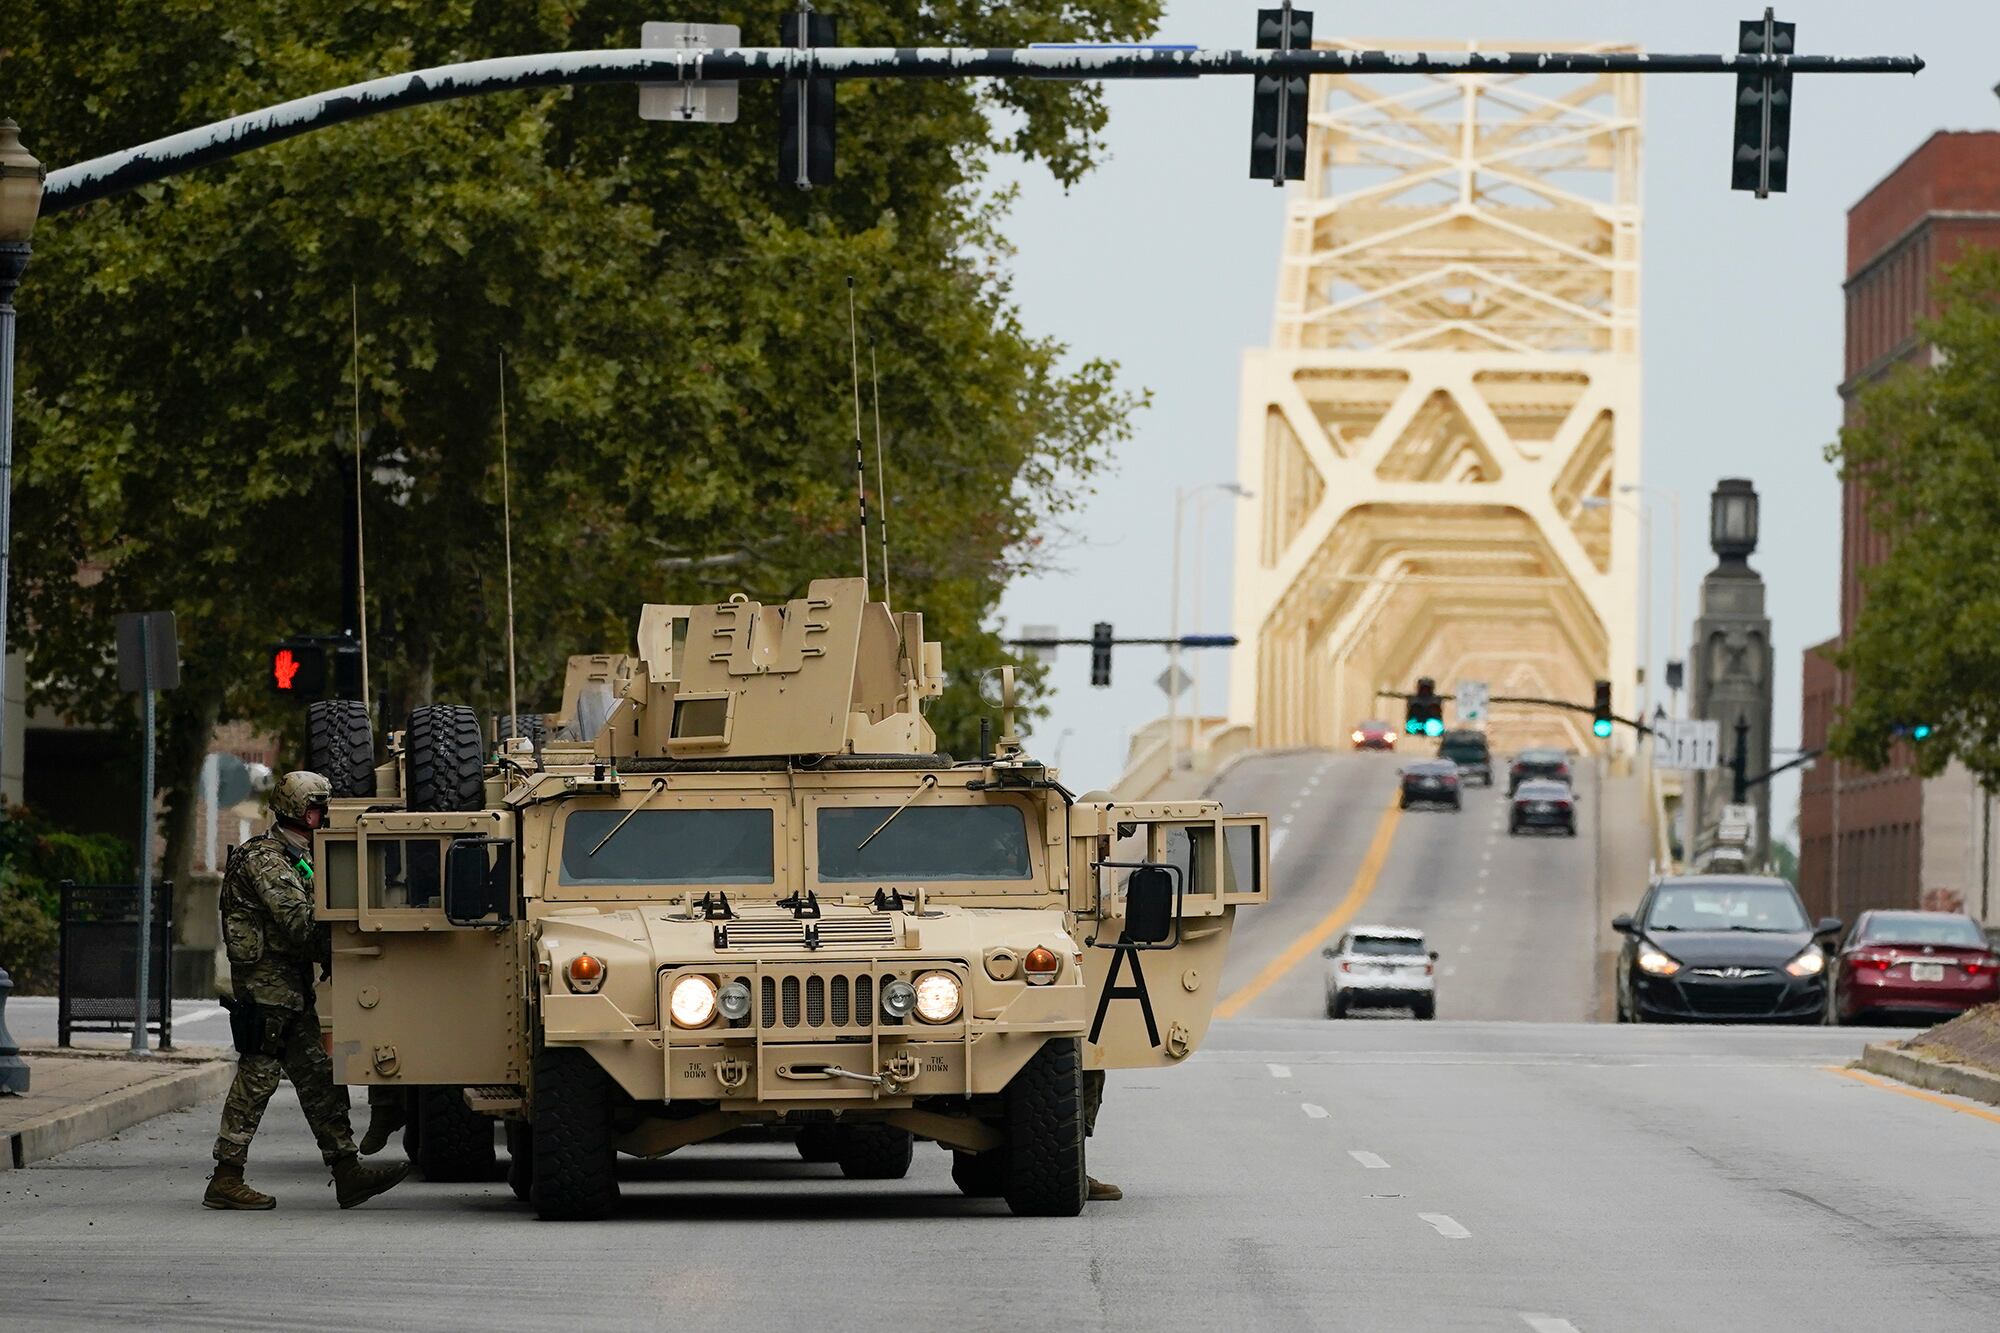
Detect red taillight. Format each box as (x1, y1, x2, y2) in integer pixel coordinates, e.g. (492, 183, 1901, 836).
(1424, 963, 1435, 976)
(1848, 950, 1896, 971)
(1965, 955, 2000, 976)
(1339, 961, 1351, 973)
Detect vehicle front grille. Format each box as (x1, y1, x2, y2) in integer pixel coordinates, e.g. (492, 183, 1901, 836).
(758, 970, 893, 1032)
(1678, 979, 1786, 1015)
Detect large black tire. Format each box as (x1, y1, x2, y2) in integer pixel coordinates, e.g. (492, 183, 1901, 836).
(1002, 1038, 1087, 1217)
(1412, 997, 1436, 1021)
(497, 713, 547, 757)
(407, 704, 486, 812)
(951, 1149, 1007, 1198)
(505, 1121, 534, 1202)
(795, 1125, 842, 1163)
(836, 1125, 914, 1180)
(531, 1048, 618, 1220)
(306, 699, 376, 797)
(1331, 993, 1350, 1019)
(413, 1086, 496, 1182)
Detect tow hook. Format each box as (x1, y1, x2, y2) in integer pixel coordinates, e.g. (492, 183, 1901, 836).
(881, 1054, 920, 1094)
(715, 1058, 750, 1092)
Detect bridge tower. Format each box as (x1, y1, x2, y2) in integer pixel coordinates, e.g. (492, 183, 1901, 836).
(1229, 40, 1642, 756)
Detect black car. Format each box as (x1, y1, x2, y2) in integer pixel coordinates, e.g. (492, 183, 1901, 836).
(1507, 747, 1572, 795)
(1398, 759, 1461, 810)
(1613, 875, 1841, 1024)
(1437, 730, 1492, 786)
(1508, 779, 1575, 836)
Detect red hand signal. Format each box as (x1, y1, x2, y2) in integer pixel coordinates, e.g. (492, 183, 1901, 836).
(273, 648, 301, 690)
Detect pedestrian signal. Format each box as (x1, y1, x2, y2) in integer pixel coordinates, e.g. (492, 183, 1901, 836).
(268, 641, 327, 696)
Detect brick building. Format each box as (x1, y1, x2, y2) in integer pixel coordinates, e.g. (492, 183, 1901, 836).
(1798, 131, 2000, 927)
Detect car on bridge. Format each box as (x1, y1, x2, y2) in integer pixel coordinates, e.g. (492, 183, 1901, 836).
(1322, 927, 1437, 1019)
(1507, 747, 1571, 795)
(1828, 910, 2000, 1026)
(1437, 729, 1493, 786)
(1398, 759, 1461, 810)
(1612, 876, 1839, 1024)
(1508, 780, 1575, 836)
(1351, 719, 1396, 750)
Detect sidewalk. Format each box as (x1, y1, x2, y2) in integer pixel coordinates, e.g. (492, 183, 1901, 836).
(2, 1042, 234, 1170)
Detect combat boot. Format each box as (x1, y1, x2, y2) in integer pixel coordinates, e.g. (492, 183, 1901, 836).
(1087, 1176, 1124, 1202)
(202, 1162, 276, 1210)
(331, 1153, 411, 1209)
(358, 1098, 405, 1155)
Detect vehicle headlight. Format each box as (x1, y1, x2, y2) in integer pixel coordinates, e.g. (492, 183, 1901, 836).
(1785, 947, 1827, 978)
(912, 970, 963, 1024)
(566, 953, 606, 995)
(1636, 944, 1681, 976)
(1352, 730, 1365, 743)
(881, 978, 917, 1019)
(669, 974, 718, 1028)
(716, 980, 752, 1022)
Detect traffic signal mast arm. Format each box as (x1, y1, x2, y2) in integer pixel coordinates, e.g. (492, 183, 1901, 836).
(40, 36, 1922, 214)
(1374, 689, 1659, 737)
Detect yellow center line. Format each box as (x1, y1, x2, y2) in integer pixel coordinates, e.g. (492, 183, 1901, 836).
(1216, 788, 1404, 1020)
(1827, 1065, 2000, 1127)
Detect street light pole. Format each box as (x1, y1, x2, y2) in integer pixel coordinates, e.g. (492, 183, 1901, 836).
(0, 122, 46, 813)
(1622, 483, 1683, 716)
(1170, 480, 1248, 775)
(1189, 483, 1253, 754)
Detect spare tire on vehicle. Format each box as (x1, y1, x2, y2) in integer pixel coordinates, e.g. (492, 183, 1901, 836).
(406, 704, 485, 812)
(496, 713, 547, 757)
(306, 699, 376, 797)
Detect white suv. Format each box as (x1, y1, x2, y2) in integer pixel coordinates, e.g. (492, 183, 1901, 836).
(1323, 927, 1437, 1019)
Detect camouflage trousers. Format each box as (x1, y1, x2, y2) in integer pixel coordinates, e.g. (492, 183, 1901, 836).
(212, 999, 357, 1169)
(1084, 1069, 1105, 1137)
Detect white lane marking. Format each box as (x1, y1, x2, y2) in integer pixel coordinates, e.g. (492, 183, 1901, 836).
(1441, 965, 1457, 977)
(1470, 921, 1483, 932)
(1289, 797, 1304, 811)
(1457, 945, 1471, 954)
(1478, 867, 1489, 878)
(1419, 1213, 1471, 1239)
(178, 1006, 227, 1026)
(1482, 850, 1493, 862)
(1271, 829, 1291, 858)
(1348, 1150, 1390, 1169)
(1476, 885, 1486, 895)
(1301, 1103, 1329, 1119)
(1520, 1317, 1581, 1333)
(1267, 1063, 1292, 1079)
(1473, 902, 1484, 913)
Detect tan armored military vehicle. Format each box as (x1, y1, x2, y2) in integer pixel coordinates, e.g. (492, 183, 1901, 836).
(308, 578, 1265, 1218)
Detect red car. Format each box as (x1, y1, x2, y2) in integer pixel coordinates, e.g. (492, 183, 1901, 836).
(1351, 719, 1395, 751)
(1830, 910, 2000, 1025)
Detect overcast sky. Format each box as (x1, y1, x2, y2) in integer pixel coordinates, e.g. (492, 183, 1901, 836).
(987, 0, 2000, 836)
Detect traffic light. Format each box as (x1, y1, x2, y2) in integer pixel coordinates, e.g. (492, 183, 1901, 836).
(1912, 724, 1933, 741)
(1731, 10, 1795, 196)
(268, 640, 328, 696)
(1592, 679, 1614, 738)
(1405, 677, 1442, 738)
(1249, 5, 1314, 184)
(778, 11, 836, 189)
(1090, 622, 1113, 687)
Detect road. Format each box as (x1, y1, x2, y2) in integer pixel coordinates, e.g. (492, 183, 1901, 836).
(5, 1023, 1997, 1330)
(7, 748, 1989, 1330)
(1216, 749, 1601, 1023)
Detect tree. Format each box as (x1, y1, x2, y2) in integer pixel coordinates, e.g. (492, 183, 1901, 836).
(4, 0, 1152, 882)
(1825, 248, 2000, 783)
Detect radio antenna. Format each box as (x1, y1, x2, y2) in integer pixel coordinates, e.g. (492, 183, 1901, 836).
(869, 341, 892, 607)
(349, 285, 372, 718)
(498, 349, 519, 732)
(845, 276, 870, 596)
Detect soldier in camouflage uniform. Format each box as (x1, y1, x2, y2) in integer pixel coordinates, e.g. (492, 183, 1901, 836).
(203, 771, 409, 1210)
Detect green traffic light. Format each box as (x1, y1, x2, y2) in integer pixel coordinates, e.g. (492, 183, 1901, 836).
(1593, 719, 1613, 738)
(1424, 718, 1443, 738)
(1912, 724, 1932, 741)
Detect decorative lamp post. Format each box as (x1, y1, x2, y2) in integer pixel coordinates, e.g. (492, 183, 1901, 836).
(0, 121, 44, 812)
(1709, 477, 1759, 565)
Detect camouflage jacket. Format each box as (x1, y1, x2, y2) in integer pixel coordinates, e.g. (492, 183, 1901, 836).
(220, 825, 320, 1009)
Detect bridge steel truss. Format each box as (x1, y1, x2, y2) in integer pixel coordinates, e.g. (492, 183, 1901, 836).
(1229, 39, 1642, 757)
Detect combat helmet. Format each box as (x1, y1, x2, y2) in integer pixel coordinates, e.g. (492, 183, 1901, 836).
(271, 770, 333, 824)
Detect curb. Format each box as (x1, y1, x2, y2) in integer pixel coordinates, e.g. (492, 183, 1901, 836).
(3, 1055, 235, 1170)
(1858, 1040, 2000, 1107)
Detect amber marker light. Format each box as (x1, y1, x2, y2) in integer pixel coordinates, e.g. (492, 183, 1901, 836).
(567, 953, 607, 994)
(1023, 946, 1060, 986)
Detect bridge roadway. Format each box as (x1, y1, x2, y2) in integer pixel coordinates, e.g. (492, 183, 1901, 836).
(5, 751, 1998, 1329)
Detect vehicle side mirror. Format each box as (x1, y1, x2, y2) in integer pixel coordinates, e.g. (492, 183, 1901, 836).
(1428, 950, 1439, 961)
(1321, 947, 1337, 959)
(1611, 913, 1634, 934)
(444, 837, 513, 926)
(1815, 916, 1843, 938)
(1123, 865, 1178, 946)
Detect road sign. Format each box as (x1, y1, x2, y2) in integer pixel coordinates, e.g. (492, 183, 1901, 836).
(1020, 624, 1060, 664)
(1455, 680, 1488, 724)
(1652, 718, 1721, 772)
(1156, 664, 1192, 698)
(638, 22, 740, 124)
(115, 611, 179, 693)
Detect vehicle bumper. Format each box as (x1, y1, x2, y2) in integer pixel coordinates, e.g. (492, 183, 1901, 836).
(1841, 973, 1999, 1019)
(1632, 972, 1825, 1022)
(1336, 984, 1434, 1008)
(1511, 810, 1573, 830)
(1355, 737, 1395, 750)
(1401, 784, 1459, 805)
